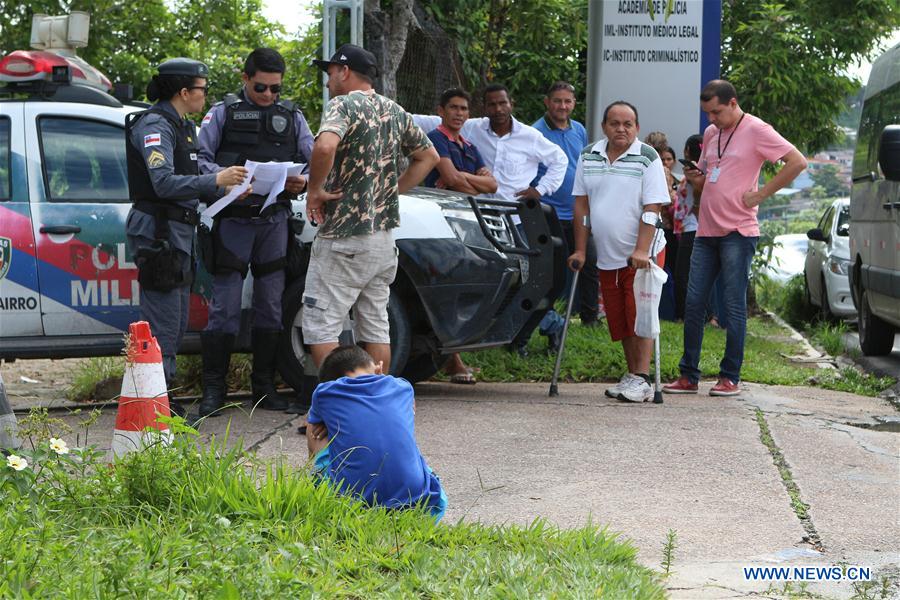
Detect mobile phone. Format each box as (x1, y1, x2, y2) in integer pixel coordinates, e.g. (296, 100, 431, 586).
(678, 158, 699, 170)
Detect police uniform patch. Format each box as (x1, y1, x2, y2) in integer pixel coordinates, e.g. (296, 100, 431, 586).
(271, 115, 288, 133)
(144, 133, 161, 147)
(147, 149, 166, 169)
(233, 111, 260, 120)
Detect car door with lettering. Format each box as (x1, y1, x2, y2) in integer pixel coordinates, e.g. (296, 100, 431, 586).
(25, 102, 141, 335)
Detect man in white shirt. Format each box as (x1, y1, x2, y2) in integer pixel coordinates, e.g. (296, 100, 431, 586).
(568, 101, 671, 402)
(414, 84, 567, 202)
(413, 84, 568, 356)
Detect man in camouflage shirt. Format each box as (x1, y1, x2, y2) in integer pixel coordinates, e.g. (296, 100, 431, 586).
(303, 44, 439, 369)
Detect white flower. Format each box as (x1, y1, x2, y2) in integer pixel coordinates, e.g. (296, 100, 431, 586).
(49, 438, 69, 455)
(216, 516, 232, 528)
(6, 455, 27, 471)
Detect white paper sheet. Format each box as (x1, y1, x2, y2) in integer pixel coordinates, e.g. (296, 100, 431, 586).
(201, 160, 306, 218)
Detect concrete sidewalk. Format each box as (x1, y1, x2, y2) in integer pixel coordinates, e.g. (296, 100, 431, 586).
(19, 380, 900, 599)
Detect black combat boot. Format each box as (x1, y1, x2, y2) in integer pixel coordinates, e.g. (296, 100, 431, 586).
(197, 332, 234, 418)
(251, 328, 287, 411)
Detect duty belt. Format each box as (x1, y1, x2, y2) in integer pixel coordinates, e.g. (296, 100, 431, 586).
(134, 201, 200, 226)
(217, 200, 289, 219)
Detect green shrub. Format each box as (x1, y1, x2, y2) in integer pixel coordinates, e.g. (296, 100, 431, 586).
(810, 321, 849, 357)
(755, 275, 817, 329)
(66, 357, 125, 402)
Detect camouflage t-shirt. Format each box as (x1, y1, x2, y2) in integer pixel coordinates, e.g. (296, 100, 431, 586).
(316, 90, 432, 238)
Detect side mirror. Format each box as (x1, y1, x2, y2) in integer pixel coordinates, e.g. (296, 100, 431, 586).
(878, 125, 900, 181)
(806, 228, 827, 242)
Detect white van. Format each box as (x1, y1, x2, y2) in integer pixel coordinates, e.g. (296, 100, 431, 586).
(849, 42, 900, 356)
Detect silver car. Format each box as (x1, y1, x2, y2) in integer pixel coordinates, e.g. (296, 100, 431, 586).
(804, 198, 856, 319)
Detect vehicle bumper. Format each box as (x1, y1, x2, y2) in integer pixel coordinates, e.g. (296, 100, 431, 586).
(824, 269, 857, 317)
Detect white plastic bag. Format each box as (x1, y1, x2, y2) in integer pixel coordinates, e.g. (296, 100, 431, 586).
(633, 261, 668, 338)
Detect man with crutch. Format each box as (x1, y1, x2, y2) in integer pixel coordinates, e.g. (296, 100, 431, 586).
(565, 101, 670, 402)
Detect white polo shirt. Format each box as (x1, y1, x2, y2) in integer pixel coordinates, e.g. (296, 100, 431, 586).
(572, 138, 670, 270)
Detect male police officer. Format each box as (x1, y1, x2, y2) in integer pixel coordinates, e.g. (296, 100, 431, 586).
(197, 48, 314, 417)
(126, 58, 247, 416)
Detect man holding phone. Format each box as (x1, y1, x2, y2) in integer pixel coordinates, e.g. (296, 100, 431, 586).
(664, 80, 807, 396)
(678, 158, 700, 172)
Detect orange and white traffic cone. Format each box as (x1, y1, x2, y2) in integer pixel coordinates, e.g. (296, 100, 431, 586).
(110, 321, 173, 459)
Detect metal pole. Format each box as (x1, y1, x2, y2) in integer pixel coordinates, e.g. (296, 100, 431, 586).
(585, 0, 604, 141)
(322, 0, 365, 107)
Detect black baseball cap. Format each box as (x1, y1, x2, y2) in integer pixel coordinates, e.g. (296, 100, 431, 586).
(157, 58, 209, 78)
(313, 44, 378, 78)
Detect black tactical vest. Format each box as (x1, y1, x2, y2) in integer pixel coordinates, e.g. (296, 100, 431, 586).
(126, 106, 199, 204)
(214, 91, 299, 167)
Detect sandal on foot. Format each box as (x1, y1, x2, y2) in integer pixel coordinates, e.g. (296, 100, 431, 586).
(449, 372, 477, 385)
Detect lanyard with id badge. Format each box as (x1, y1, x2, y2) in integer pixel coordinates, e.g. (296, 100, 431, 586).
(709, 112, 745, 183)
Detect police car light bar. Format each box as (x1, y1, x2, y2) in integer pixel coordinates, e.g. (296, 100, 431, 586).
(0, 50, 111, 92)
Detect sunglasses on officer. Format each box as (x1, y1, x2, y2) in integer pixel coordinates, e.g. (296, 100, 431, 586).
(186, 85, 209, 95)
(252, 82, 282, 94)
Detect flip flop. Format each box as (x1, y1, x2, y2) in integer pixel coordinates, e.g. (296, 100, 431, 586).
(449, 372, 477, 385)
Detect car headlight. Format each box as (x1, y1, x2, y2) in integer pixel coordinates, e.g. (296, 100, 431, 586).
(828, 257, 849, 275)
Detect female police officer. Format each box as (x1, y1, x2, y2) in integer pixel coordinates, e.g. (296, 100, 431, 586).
(126, 58, 247, 416)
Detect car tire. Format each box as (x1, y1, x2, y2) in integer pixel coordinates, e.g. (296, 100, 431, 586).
(276, 279, 413, 391)
(385, 292, 412, 376)
(277, 278, 310, 392)
(858, 288, 895, 356)
(819, 276, 834, 322)
(401, 351, 444, 384)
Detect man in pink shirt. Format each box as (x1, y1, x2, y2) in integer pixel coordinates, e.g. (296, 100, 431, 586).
(664, 80, 807, 396)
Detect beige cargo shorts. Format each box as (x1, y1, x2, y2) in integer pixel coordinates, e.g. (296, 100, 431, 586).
(301, 230, 398, 345)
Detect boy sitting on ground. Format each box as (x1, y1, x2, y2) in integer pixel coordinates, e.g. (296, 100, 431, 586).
(306, 345, 447, 521)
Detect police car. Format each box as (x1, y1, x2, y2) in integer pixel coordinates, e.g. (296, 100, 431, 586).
(0, 17, 563, 391)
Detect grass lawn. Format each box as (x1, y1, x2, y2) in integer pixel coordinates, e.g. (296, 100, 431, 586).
(459, 315, 895, 396)
(0, 432, 666, 598)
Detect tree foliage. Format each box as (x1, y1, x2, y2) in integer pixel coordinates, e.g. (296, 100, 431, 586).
(417, 0, 898, 149)
(422, 0, 588, 123)
(0, 0, 323, 124)
(721, 0, 900, 152)
(810, 164, 848, 197)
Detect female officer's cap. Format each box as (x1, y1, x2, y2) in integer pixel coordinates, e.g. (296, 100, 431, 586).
(157, 58, 209, 77)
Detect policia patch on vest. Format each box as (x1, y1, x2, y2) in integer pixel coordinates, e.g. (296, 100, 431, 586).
(147, 149, 166, 169)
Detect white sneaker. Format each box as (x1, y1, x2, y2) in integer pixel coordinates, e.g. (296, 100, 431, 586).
(618, 376, 653, 403)
(605, 373, 640, 398)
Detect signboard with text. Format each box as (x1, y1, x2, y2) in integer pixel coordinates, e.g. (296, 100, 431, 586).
(595, 0, 720, 155)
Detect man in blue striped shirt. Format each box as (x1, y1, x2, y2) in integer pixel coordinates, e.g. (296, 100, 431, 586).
(532, 81, 600, 330)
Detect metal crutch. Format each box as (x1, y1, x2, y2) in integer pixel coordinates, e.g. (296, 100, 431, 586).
(649, 223, 664, 404)
(549, 260, 581, 397)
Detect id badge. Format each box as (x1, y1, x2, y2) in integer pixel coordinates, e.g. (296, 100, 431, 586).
(709, 166, 720, 183)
